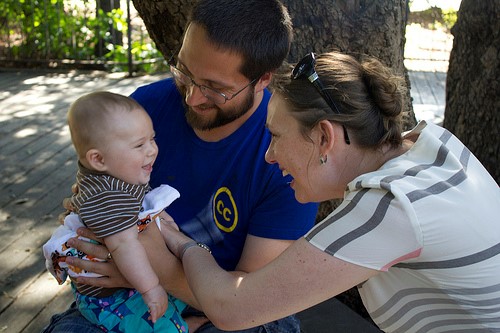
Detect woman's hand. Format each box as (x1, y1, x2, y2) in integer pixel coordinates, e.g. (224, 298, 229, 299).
(159, 219, 195, 259)
(65, 227, 132, 289)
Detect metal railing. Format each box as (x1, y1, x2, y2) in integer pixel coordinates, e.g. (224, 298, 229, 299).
(1, 1, 454, 75)
(0, 0, 166, 75)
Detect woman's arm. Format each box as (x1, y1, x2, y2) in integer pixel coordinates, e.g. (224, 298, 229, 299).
(166, 223, 378, 331)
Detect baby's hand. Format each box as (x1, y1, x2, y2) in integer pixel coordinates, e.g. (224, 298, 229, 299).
(142, 284, 169, 323)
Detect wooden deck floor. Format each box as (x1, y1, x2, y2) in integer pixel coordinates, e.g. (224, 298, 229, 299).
(0, 67, 445, 333)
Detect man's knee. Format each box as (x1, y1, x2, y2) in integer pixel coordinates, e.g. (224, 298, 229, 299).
(41, 302, 101, 333)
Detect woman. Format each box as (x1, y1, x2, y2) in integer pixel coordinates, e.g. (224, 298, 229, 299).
(164, 52, 500, 332)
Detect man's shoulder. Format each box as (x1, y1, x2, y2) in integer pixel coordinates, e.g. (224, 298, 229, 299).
(131, 77, 183, 119)
(131, 77, 177, 103)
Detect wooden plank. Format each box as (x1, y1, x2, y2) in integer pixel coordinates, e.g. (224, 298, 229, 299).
(0, 173, 77, 313)
(0, 157, 76, 254)
(409, 70, 446, 124)
(413, 71, 437, 105)
(21, 287, 74, 333)
(0, 71, 169, 333)
(0, 128, 72, 190)
(0, 143, 75, 208)
(0, 72, 34, 95)
(0, 270, 72, 333)
(427, 71, 446, 120)
(408, 72, 424, 105)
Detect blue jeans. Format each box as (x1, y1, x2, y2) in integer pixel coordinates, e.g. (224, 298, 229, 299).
(41, 302, 102, 333)
(193, 317, 301, 333)
(182, 305, 301, 333)
(42, 302, 301, 333)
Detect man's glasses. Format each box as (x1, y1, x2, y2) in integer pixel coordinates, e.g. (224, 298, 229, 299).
(292, 53, 350, 144)
(168, 54, 257, 105)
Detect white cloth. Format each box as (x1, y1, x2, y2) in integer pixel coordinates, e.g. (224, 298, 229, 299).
(43, 184, 180, 284)
(139, 184, 180, 230)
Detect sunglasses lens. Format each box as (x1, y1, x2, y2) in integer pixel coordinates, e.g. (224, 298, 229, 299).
(292, 53, 316, 80)
(292, 63, 306, 79)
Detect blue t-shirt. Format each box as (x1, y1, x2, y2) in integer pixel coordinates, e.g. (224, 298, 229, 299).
(131, 78, 318, 270)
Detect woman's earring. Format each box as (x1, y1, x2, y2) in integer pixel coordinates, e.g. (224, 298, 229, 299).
(319, 155, 328, 165)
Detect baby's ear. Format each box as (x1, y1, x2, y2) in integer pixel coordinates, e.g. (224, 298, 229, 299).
(86, 149, 107, 171)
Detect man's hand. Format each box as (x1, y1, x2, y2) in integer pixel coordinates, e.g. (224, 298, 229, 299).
(64, 228, 132, 289)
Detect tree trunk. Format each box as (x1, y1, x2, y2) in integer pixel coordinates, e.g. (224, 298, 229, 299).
(443, 0, 499, 184)
(131, 0, 195, 59)
(284, 0, 415, 128)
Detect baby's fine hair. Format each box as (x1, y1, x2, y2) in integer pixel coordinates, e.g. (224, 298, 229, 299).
(271, 51, 407, 148)
(67, 91, 143, 159)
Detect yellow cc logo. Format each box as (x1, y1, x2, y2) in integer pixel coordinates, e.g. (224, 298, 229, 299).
(213, 187, 238, 232)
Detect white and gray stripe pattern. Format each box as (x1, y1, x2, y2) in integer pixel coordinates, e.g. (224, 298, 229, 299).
(306, 122, 500, 331)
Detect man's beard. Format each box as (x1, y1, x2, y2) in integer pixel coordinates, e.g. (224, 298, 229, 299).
(183, 88, 255, 131)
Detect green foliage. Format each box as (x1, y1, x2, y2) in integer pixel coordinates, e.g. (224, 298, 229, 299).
(441, 9, 458, 31)
(0, 0, 163, 73)
(407, 5, 458, 32)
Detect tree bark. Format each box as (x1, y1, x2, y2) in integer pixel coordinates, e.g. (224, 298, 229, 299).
(443, 0, 499, 184)
(131, 0, 195, 59)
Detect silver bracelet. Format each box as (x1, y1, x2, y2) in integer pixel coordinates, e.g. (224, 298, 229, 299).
(179, 241, 212, 261)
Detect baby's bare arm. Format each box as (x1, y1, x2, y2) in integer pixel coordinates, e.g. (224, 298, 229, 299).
(105, 227, 168, 322)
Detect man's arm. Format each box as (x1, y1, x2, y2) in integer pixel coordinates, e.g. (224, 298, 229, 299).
(236, 235, 293, 272)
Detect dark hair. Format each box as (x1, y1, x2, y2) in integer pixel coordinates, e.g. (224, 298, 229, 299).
(189, 0, 292, 80)
(271, 52, 406, 148)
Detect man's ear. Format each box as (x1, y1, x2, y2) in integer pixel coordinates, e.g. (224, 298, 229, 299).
(254, 72, 273, 93)
(85, 149, 107, 172)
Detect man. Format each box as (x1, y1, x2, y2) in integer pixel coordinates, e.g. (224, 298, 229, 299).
(42, 0, 318, 332)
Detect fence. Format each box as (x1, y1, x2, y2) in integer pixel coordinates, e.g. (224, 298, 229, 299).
(0, 1, 454, 75)
(0, 0, 166, 75)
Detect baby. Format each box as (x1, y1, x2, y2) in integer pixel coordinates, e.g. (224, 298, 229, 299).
(43, 91, 186, 332)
